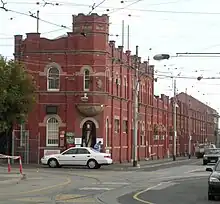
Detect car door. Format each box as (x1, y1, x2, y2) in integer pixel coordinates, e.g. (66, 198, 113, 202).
(74, 148, 91, 166)
(58, 148, 78, 165)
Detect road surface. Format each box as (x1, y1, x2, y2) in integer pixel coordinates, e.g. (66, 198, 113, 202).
(0, 158, 211, 204)
(118, 166, 216, 204)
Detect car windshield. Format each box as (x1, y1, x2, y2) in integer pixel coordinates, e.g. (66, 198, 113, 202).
(205, 148, 220, 154)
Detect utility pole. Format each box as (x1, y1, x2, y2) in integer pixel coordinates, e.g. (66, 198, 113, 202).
(133, 45, 139, 167)
(37, 10, 39, 33)
(173, 78, 177, 161)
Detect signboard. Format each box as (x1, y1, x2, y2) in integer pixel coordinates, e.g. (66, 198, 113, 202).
(44, 149, 60, 156)
(75, 138, 82, 147)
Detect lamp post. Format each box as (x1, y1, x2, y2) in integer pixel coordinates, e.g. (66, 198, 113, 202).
(132, 45, 139, 167)
(153, 54, 177, 161)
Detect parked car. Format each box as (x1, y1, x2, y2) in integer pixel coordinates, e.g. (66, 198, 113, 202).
(41, 147, 113, 169)
(206, 161, 220, 200)
(195, 143, 216, 159)
(203, 148, 220, 165)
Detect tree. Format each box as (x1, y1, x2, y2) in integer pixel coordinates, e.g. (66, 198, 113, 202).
(0, 56, 36, 153)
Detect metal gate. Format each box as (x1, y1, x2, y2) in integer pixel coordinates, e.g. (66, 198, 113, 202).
(12, 129, 29, 164)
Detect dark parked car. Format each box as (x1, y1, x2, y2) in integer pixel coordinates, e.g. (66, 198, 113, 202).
(206, 161, 220, 200)
(203, 148, 220, 165)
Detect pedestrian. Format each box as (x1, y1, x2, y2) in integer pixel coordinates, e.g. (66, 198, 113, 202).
(94, 141, 102, 152)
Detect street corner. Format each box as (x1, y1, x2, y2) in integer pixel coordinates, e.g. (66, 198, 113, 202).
(119, 177, 212, 204)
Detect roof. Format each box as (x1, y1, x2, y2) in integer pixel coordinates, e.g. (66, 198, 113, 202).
(177, 92, 218, 115)
(53, 34, 68, 39)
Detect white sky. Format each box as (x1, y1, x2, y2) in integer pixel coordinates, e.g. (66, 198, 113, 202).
(1, 0, 220, 112)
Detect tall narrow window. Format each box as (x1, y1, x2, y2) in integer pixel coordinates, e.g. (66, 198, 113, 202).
(46, 117, 59, 146)
(84, 69, 90, 90)
(106, 70, 110, 92)
(116, 77, 120, 96)
(123, 120, 128, 133)
(141, 122, 145, 145)
(124, 76, 127, 99)
(47, 67, 60, 91)
(114, 119, 120, 133)
(106, 118, 110, 147)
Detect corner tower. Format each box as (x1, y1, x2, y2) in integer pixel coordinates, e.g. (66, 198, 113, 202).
(71, 13, 109, 51)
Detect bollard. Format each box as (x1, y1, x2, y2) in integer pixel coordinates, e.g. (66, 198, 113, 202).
(19, 156, 23, 175)
(7, 157, 11, 173)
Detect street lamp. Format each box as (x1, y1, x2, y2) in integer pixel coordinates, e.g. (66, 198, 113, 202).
(153, 54, 170, 61)
(153, 54, 177, 161)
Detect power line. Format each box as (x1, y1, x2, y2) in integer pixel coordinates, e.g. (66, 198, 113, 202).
(107, 0, 144, 15)
(7, 1, 220, 16)
(0, 0, 71, 29)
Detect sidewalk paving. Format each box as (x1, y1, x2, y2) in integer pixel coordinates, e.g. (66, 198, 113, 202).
(0, 156, 196, 171)
(104, 156, 197, 170)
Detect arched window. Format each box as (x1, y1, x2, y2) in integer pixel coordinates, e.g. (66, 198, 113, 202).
(84, 69, 90, 90)
(46, 117, 59, 146)
(47, 67, 60, 91)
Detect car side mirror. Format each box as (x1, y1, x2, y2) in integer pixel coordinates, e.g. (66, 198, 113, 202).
(206, 167, 213, 172)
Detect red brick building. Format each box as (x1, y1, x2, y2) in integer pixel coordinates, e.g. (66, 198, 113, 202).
(13, 13, 218, 163)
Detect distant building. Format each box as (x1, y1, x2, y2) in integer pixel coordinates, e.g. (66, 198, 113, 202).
(12, 13, 218, 163)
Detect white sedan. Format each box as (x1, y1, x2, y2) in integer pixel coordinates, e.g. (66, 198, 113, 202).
(41, 147, 113, 169)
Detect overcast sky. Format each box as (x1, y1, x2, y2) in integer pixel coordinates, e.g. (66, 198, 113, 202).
(1, 0, 220, 112)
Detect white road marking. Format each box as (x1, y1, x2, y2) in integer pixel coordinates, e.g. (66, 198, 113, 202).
(92, 182, 130, 185)
(152, 181, 178, 190)
(79, 187, 114, 191)
(184, 168, 205, 174)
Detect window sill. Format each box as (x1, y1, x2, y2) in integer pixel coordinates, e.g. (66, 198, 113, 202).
(47, 89, 60, 92)
(46, 145, 59, 147)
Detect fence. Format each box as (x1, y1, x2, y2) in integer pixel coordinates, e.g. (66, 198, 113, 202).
(12, 130, 40, 164)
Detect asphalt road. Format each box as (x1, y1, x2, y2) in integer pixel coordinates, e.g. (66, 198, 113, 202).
(0, 159, 209, 204)
(118, 174, 217, 204)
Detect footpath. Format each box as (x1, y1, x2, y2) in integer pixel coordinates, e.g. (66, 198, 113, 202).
(0, 156, 197, 171)
(104, 156, 198, 171)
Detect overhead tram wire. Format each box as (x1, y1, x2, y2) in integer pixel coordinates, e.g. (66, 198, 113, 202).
(0, 0, 70, 30)
(106, 0, 144, 15)
(6, 1, 220, 16)
(176, 52, 220, 58)
(5, 55, 220, 80)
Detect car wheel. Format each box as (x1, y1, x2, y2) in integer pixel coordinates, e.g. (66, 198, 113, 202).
(48, 158, 59, 168)
(87, 159, 98, 169)
(208, 194, 215, 201)
(97, 164, 101, 169)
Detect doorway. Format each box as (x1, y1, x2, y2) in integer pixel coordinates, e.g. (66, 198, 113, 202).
(82, 121, 96, 148)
